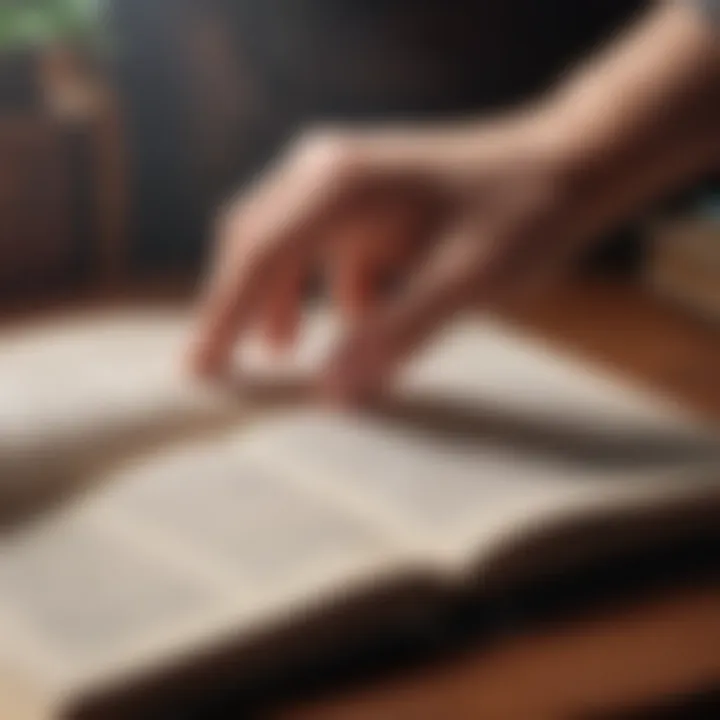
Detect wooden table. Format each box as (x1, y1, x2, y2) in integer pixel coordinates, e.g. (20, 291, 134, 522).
(274, 279, 720, 720)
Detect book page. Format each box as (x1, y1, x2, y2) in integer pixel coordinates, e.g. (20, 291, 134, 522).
(0, 429, 415, 693)
(0, 306, 403, 703)
(0, 307, 717, 700)
(0, 516, 213, 679)
(402, 317, 719, 440)
(0, 305, 341, 523)
(239, 317, 720, 567)
(0, 310, 249, 524)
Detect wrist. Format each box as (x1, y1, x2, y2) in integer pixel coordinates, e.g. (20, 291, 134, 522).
(529, 1, 720, 220)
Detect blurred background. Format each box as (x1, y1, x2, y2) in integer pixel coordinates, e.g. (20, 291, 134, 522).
(0, 0, 718, 315)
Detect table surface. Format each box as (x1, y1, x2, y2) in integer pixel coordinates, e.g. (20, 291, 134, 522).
(273, 278, 720, 720)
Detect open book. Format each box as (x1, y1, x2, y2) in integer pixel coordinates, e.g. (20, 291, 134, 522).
(0, 306, 718, 719)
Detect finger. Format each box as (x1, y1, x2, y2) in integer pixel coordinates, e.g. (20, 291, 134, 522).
(259, 190, 420, 351)
(258, 248, 309, 352)
(331, 238, 377, 321)
(320, 212, 556, 405)
(189, 155, 351, 375)
(189, 205, 277, 376)
(327, 201, 432, 321)
(321, 219, 485, 404)
(467, 215, 577, 312)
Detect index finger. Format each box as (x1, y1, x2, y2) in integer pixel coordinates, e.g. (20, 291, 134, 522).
(188, 147, 359, 376)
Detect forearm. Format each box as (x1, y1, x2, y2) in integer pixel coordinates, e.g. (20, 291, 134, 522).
(543, 1, 720, 221)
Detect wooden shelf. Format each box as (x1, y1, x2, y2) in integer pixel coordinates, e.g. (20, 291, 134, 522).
(0, 47, 127, 298)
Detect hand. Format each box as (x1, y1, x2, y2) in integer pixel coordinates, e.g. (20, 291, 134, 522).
(188, 117, 582, 402)
(189, 2, 720, 404)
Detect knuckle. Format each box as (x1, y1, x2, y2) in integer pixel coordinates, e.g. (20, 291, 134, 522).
(290, 129, 362, 185)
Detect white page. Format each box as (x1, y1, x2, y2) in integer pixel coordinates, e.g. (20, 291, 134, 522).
(0, 429, 413, 688)
(0, 307, 716, 688)
(241, 318, 720, 567)
(0, 310, 243, 499)
(0, 305, 342, 504)
(0, 517, 212, 661)
(403, 316, 718, 438)
(91, 433, 401, 593)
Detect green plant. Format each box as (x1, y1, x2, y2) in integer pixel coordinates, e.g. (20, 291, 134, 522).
(0, 0, 108, 52)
